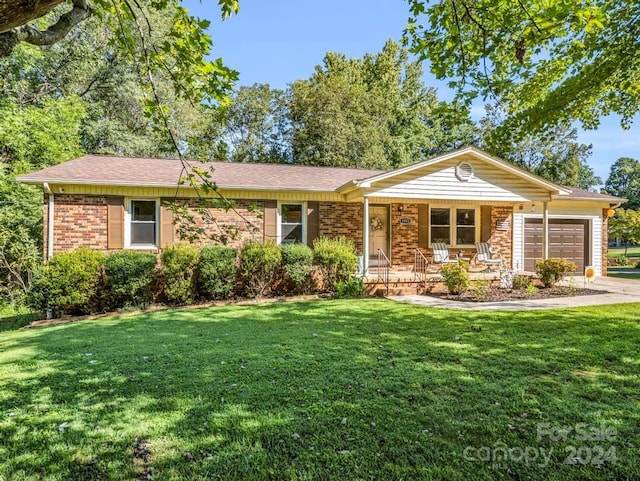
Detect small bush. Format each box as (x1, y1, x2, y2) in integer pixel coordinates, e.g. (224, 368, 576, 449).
(534, 258, 576, 287)
(29, 248, 105, 316)
(313, 237, 358, 291)
(440, 263, 470, 295)
(239, 241, 282, 297)
(334, 278, 365, 298)
(104, 251, 157, 308)
(281, 243, 314, 294)
(615, 254, 629, 266)
(472, 279, 491, 299)
(636, 261, 640, 269)
(512, 274, 533, 290)
(198, 245, 237, 300)
(161, 244, 199, 305)
(525, 284, 539, 299)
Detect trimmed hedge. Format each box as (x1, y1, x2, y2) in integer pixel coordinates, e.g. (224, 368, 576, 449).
(281, 243, 314, 294)
(313, 236, 358, 291)
(104, 251, 157, 308)
(239, 241, 282, 298)
(535, 258, 576, 287)
(198, 245, 237, 300)
(29, 247, 105, 316)
(161, 245, 199, 305)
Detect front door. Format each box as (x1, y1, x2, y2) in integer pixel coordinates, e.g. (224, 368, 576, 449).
(369, 205, 390, 263)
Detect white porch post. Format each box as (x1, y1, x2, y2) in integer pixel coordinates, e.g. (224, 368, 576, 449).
(542, 201, 549, 260)
(362, 197, 369, 275)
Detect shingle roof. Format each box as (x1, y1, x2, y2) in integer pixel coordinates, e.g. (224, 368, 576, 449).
(17, 154, 624, 202)
(17, 155, 385, 191)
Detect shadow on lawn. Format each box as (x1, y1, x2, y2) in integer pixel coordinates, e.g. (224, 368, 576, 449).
(0, 299, 639, 480)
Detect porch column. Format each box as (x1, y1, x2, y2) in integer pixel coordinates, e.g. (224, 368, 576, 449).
(542, 201, 549, 260)
(362, 197, 369, 275)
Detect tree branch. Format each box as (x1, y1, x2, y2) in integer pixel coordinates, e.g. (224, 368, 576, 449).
(0, 0, 91, 57)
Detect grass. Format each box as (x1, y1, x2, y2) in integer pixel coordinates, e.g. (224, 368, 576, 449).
(608, 246, 640, 258)
(607, 267, 640, 280)
(0, 299, 639, 480)
(0, 305, 40, 332)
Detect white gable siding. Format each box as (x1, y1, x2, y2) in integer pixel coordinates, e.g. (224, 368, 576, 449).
(368, 158, 552, 202)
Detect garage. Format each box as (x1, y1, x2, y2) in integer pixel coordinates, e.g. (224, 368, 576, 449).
(523, 219, 590, 272)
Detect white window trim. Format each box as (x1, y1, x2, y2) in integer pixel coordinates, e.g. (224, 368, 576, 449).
(124, 198, 160, 249)
(428, 205, 480, 248)
(276, 201, 307, 245)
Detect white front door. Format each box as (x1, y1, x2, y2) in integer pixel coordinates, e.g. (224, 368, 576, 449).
(369, 205, 389, 262)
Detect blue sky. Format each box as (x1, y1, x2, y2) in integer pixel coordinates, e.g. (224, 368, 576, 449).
(185, 0, 639, 184)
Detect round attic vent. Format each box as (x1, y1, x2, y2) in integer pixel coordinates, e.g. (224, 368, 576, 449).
(455, 162, 474, 182)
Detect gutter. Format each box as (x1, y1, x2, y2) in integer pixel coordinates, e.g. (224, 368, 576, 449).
(43, 183, 54, 260)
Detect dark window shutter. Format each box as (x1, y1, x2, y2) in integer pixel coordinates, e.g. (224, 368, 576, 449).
(264, 201, 277, 241)
(160, 201, 174, 248)
(107, 197, 124, 249)
(306, 202, 319, 248)
(481, 205, 492, 242)
(418, 204, 429, 247)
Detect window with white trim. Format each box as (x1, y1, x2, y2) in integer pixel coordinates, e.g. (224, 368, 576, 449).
(429, 206, 478, 246)
(280, 203, 304, 244)
(130, 200, 158, 246)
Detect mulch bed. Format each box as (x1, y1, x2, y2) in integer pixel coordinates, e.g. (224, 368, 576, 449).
(429, 286, 607, 303)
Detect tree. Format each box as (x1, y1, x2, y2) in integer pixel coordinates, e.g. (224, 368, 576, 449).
(481, 106, 601, 190)
(609, 209, 640, 255)
(405, 1, 640, 137)
(219, 84, 291, 163)
(604, 157, 640, 210)
(289, 40, 476, 169)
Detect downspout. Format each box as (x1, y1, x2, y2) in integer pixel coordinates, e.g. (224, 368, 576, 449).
(43, 183, 54, 260)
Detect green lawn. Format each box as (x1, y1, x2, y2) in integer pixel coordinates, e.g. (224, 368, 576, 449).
(1, 300, 639, 480)
(0, 305, 40, 332)
(607, 268, 640, 280)
(608, 246, 640, 258)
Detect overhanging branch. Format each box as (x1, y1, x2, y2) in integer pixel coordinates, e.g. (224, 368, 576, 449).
(0, 0, 91, 57)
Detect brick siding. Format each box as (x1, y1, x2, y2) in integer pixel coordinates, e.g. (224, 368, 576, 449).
(52, 194, 109, 254)
(318, 202, 363, 253)
(487, 206, 513, 268)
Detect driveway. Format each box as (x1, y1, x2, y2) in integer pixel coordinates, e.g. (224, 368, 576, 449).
(388, 276, 640, 311)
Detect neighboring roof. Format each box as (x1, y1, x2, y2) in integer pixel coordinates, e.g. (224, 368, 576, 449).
(17, 155, 385, 192)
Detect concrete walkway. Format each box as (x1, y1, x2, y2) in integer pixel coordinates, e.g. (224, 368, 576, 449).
(388, 276, 640, 311)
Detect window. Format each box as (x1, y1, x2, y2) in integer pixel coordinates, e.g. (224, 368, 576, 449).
(130, 200, 157, 246)
(430, 208, 451, 245)
(280, 203, 304, 244)
(429, 207, 478, 246)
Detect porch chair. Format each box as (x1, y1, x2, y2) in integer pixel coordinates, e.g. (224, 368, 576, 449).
(431, 242, 459, 267)
(474, 242, 504, 271)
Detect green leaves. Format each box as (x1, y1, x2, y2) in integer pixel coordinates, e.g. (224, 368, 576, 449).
(404, 0, 636, 136)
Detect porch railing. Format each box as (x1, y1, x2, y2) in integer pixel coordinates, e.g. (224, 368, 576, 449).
(376, 248, 391, 294)
(413, 248, 429, 281)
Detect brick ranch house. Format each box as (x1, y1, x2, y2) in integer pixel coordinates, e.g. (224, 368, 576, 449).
(18, 147, 623, 276)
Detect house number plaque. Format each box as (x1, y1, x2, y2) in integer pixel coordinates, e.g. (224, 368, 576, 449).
(399, 217, 412, 224)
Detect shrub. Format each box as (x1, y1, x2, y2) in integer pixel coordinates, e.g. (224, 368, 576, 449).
(239, 241, 282, 298)
(512, 274, 533, 290)
(636, 261, 640, 269)
(525, 284, 539, 299)
(615, 254, 629, 266)
(281, 243, 314, 294)
(472, 279, 491, 299)
(198, 245, 237, 300)
(161, 244, 199, 305)
(313, 237, 358, 291)
(334, 278, 365, 298)
(29, 248, 105, 316)
(440, 263, 470, 295)
(534, 258, 576, 287)
(104, 251, 157, 308)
